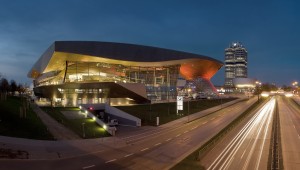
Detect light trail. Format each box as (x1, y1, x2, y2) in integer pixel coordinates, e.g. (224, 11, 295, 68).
(207, 98, 276, 170)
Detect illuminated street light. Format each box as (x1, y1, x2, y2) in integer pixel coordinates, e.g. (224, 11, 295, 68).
(292, 81, 299, 95)
(255, 81, 262, 101)
(292, 81, 298, 87)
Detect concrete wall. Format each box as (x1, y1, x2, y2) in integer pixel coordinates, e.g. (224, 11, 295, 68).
(105, 104, 141, 127)
(81, 103, 141, 127)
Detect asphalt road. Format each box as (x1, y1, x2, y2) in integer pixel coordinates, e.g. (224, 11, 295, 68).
(0, 97, 257, 170)
(278, 97, 300, 170)
(201, 97, 275, 170)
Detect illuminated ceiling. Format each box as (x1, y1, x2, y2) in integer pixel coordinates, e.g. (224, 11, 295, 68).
(28, 41, 223, 80)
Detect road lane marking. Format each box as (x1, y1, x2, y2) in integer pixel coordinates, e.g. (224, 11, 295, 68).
(105, 159, 116, 163)
(207, 98, 276, 170)
(141, 148, 149, 151)
(82, 165, 95, 169)
(176, 134, 181, 137)
(154, 143, 161, 146)
(124, 153, 134, 157)
(166, 138, 172, 141)
(202, 121, 207, 125)
(241, 150, 246, 159)
(184, 130, 188, 133)
(191, 125, 198, 130)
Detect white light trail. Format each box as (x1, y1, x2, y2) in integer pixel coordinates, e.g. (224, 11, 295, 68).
(207, 98, 276, 170)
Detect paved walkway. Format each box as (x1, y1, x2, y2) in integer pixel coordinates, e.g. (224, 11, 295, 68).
(31, 103, 80, 140)
(0, 96, 252, 159)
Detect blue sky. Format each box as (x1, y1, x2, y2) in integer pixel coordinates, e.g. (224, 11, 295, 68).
(0, 0, 299, 86)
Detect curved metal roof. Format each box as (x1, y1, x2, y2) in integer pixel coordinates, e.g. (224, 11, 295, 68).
(28, 41, 223, 80)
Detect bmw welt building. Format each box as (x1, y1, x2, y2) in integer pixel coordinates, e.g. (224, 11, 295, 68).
(28, 41, 223, 106)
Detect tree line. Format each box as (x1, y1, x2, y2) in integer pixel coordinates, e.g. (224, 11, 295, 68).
(0, 77, 27, 100)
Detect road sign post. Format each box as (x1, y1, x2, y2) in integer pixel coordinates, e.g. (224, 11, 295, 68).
(177, 96, 183, 115)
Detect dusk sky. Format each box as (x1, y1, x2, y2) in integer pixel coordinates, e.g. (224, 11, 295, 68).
(0, 0, 299, 86)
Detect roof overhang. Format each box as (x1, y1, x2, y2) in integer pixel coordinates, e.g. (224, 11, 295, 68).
(28, 41, 223, 80)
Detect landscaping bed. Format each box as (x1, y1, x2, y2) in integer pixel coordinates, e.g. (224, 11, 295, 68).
(41, 107, 110, 138)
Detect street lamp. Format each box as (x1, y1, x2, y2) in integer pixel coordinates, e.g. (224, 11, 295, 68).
(220, 88, 224, 108)
(292, 81, 298, 95)
(82, 122, 85, 138)
(187, 99, 190, 122)
(255, 81, 262, 101)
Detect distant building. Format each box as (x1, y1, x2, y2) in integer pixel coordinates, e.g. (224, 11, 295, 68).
(224, 42, 248, 92)
(233, 78, 256, 96)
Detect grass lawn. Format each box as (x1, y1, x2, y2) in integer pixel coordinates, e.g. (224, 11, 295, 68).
(0, 96, 54, 140)
(116, 98, 236, 126)
(41, 107, 110, 138)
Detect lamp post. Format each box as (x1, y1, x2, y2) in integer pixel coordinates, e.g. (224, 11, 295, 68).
(187, 99, 190, 122)
(82, 122, 85, 138)
(220, 88, 224, 109)
(255, 81, 261, 101)
(292, 81, 298, 95)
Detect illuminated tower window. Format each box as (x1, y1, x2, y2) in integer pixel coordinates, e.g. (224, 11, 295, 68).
(224, 42, 248, 89)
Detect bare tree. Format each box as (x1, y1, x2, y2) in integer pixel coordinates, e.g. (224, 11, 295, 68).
(10, 80, 17, 95)
(17, 83, 25, 95)
(0, 78, 9, 100)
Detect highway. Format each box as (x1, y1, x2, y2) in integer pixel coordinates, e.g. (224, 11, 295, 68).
(201, 97, 276, 170)
(278, 97, 300, 169)
(0, 98, 257, 170)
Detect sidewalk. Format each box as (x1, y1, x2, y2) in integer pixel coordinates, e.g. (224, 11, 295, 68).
(31, 103, 80, 140)
(0, 97, 252, 160)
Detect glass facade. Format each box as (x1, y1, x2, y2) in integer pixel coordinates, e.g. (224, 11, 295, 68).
(29, 42, 224, 106)
(36, 61, 180, 103)
(224, 42, 248, 89)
